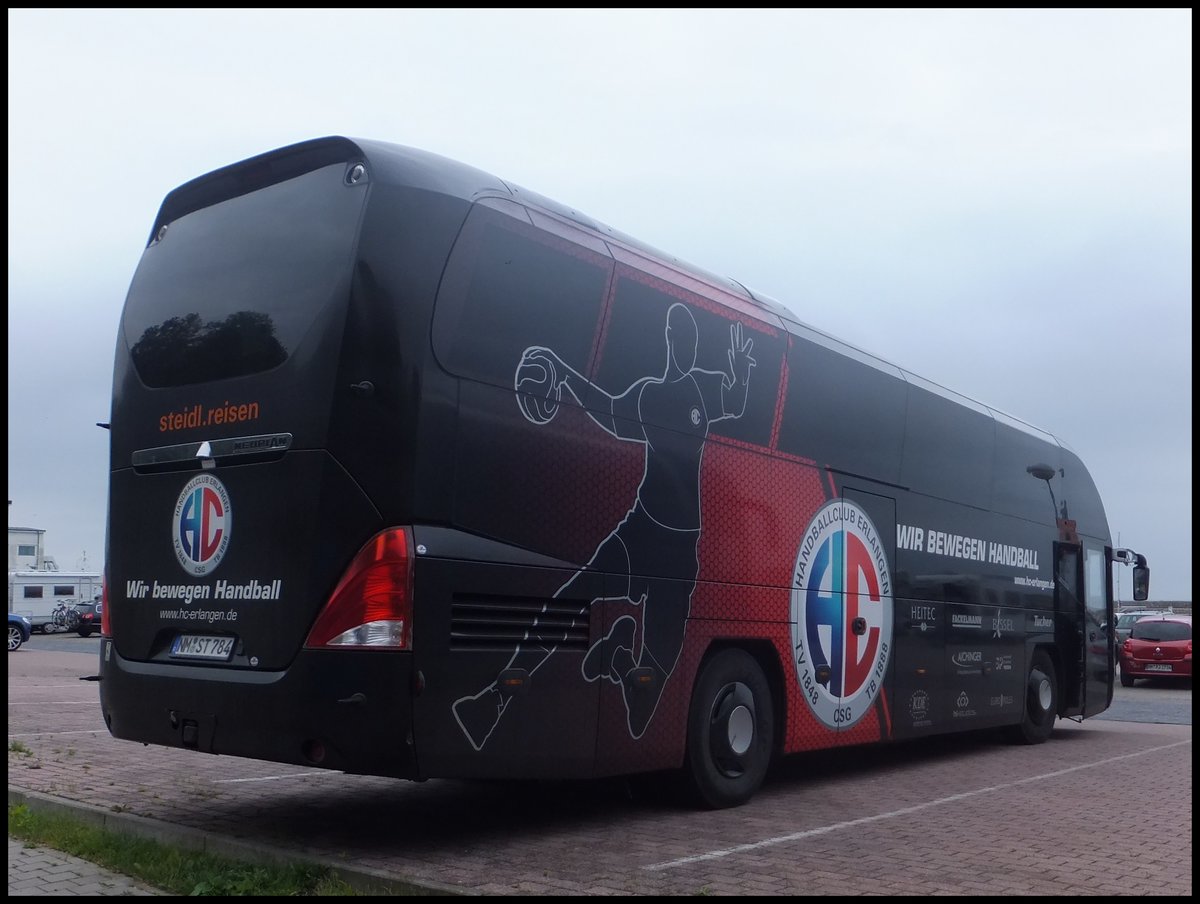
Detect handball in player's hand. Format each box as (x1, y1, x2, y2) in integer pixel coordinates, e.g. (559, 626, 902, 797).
(515, 348, 562, 424)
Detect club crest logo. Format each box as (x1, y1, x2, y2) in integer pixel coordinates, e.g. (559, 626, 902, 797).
(172, 474, 231, 575)
(790, 499, 892, 730)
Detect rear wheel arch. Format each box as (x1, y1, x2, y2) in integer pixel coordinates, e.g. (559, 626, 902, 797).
(1007, 645, 1058, 745)
(681, 641, 780, 809)
(696, 638, 787, 755)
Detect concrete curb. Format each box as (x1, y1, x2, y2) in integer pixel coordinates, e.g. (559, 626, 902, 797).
(8, 786, 472, 896)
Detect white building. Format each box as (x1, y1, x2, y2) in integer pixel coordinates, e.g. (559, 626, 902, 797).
(8, 527, 101, 630)
(8, 526, 58, 571)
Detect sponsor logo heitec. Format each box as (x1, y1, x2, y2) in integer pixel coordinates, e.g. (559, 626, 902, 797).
(790, 499, 893, 731)
(172, 474, 231, 576)
(910, 605, 936, 632)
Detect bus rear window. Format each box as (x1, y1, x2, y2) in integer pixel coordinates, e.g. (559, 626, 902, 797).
(122, 162, 364, 388)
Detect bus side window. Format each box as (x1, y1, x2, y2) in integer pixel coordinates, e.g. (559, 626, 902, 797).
(777, 327, 906, 484)
(901, 381, 995, 510)
(432, 201, 613, 392)
(593, 269, 784, 448)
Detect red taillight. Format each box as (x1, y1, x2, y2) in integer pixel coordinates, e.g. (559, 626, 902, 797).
(100, 579, 111, 636)
(304, 528, 413, 650)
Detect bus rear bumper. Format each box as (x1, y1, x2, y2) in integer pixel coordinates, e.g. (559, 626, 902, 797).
(98, 639, 418, 778)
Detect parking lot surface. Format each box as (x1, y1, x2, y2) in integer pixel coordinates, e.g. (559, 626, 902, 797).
(8, 643, 1192, 896)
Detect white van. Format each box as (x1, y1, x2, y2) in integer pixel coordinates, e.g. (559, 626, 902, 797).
(7, 571, 104, 633)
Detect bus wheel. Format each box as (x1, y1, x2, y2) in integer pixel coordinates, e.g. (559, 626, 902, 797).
(682, 648, 773, 809)
(1008, 649, 1057, 745)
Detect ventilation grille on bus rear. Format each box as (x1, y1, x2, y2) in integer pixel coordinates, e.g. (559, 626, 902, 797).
(450, 593, 591, 652)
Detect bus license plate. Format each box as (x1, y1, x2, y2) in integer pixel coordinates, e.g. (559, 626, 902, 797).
(170, 634, 235, 661)
(1144, 663, 1173, 672)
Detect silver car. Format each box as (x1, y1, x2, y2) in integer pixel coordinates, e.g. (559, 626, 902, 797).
(1114, 609, 1170, 649)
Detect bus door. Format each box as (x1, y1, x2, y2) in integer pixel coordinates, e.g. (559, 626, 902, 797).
(1053, 543, 1084, 716)
(1081, 541, 1114, 715)
(1054, 540, 1114, 718)
(1054, 540, 1115, 716)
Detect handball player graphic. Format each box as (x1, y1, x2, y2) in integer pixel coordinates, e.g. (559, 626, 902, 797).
(453, 302, 756, 749)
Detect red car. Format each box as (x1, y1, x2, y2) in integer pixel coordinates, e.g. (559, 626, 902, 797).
(1120, 614, 1192, 686)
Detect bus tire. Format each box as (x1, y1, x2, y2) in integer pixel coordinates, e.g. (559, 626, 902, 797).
(682, 648, 773, 809)
(1008, 649, 1057, 745)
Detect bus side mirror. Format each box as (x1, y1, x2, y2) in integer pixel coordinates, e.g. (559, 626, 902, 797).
(1132, 565, 1150, 602)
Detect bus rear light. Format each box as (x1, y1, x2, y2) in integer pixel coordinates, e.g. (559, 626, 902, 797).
(100, 577, 111, 637)
(305, 528, 413, 650)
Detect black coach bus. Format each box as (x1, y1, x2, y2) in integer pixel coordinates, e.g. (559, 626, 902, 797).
(99, 136, 1150, 808)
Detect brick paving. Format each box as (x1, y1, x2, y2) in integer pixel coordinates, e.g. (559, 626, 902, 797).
(8, 648, 1193, 896)
(8, 836, 163, 896)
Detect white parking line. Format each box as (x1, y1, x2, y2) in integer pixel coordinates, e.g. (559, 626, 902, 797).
(11, 684, 98, 690)
(643, 739, 1192, 871)
(8, 701, 95, 706)
(8, 729, 105, 738)
(212, 772, 346, 784)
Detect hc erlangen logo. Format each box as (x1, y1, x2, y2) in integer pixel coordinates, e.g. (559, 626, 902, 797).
(790, 499, 893, 730)
(172, 474, 231, 576)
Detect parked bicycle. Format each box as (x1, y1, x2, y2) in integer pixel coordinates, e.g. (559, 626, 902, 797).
(50, 601, 80, 631)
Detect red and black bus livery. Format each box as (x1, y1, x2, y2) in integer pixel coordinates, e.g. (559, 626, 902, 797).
(100, 137, 1150, 807)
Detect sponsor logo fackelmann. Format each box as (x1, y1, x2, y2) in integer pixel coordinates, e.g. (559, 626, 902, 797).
(951, 613, 982, 629)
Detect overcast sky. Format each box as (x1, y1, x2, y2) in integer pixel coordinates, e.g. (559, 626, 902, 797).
(7, 9, 1191, 601)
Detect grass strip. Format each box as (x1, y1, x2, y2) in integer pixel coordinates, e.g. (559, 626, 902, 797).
(8, 802, 358, 896)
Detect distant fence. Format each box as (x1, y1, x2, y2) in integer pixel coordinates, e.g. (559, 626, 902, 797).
(1116, 601, 1190, 615)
